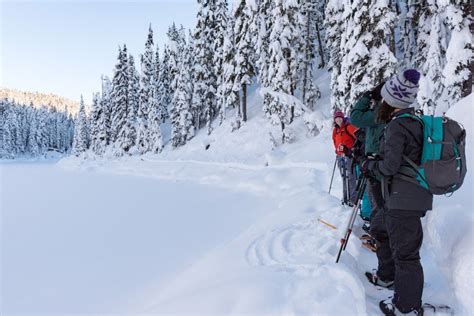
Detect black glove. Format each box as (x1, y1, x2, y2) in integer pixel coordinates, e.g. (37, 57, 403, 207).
(343, 146, 353, 158)
(371, 82, 385, 101)
(360, 158, 376, 179)
(362, 82, 385, 102)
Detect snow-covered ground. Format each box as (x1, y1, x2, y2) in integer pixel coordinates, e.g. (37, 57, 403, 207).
(1, 90, 472, 315)
(1, 162, 271, 314)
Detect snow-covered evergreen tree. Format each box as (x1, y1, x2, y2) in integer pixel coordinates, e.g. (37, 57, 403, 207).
(442, 2, 473, 108)
(324, 0, 345, 111)
(413, 1, 432, 69)
(123, 54, 140, 153)
(158, 45, 172, 122)
(111, 45, 129, 150)
(72, 95, 89, 155)
(301, 0, 322, 109)
(263, 0, 303, 141)
(89, 92, 101, 154)
(148, 98, 163, 153)
(233, 0, 257, 124)
(418, 3, 446, 115)
(167, 23, 187, 94)
(137, 26, 155, 154)
(27, 106, 41, 156)
(1, 103, 17, 158)
(338, 0, 397, 112)
(193, 0, 218, 134)
(171, 34, 195, 148)
(94, 76, 112, 154)
(255, 0, 274, 87)
(220, 15, 239, 125)
(214, 0, 229, 126)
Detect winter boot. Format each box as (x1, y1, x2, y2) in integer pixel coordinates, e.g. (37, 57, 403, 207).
(380, 298, 424, 316)
(365, 270, 394, 289)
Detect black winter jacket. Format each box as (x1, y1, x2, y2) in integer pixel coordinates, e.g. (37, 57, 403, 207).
(371, 108, 433, 211)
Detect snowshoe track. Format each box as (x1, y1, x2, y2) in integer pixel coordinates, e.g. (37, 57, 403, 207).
(246, 220, 335, 270)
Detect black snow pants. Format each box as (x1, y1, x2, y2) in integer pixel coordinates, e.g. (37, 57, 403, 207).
(367, 178, 384, 221)
(370, 207, 426, 313)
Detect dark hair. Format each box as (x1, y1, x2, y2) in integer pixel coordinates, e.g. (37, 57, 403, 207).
(376, 101, 396, 123)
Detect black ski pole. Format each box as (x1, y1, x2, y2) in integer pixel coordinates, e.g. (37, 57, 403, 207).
(336, 176, 367, 263)
(344, 157, 350, 205)
(328, 156, 337, 194)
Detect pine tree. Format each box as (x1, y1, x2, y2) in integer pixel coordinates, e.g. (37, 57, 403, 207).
(399, 0, 415, 68)
(111, 45, 130, 148)
(233, 0, 257, 124)
(413, 0, 432, 69)
(324, 0, 345, 111)
(89, 92, 101, 154)
(124, 54, 140, 153)
(137, 26, 155, 154)
(442, 1, 473, 107)
(167, 23, 187, 93)
(27, 106, 41, 156)
(418, 3, 446, 115)
(338, 0, 397, 112)
(263, 0, 302, 141)
(148, 98, 163, 153)
(72, 95, 89, 155)
(193, 0, 218, 134)
(220, 15, 239, 125)
(214, 0, 228, 125)
(2, 103, 17, 158)
(158, 45, 172, 122)
(171, 34, 195, 148)
(255, 0, 274, 87)
(94, 76, 112, 154)
(301, 0, 321, 109)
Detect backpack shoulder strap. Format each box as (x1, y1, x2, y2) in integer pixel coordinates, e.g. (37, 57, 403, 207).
(393, 113, 424, 147)
(344, 124, 357, 142)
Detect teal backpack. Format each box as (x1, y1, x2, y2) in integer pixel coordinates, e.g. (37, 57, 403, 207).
(398, 113, 467, 195)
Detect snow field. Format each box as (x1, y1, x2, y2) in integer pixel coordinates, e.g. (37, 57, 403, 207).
(6, 87, 471, 315)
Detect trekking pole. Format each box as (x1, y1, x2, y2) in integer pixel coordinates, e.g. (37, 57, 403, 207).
(328, 156, 337, 194)
(335, 176, 368, 263)
(344, 157, 350, 205)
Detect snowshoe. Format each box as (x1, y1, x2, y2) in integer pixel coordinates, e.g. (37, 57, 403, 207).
(359, 233, 374, 241)
(379, 298, 424, 315)
(365, 270, 394, 289)
(361, 238, 377, 252)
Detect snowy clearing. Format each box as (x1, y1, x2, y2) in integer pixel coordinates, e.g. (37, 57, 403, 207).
(1, 95, 472, 315)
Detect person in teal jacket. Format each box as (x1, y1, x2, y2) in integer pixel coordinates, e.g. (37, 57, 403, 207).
(350, 83, 386, 231)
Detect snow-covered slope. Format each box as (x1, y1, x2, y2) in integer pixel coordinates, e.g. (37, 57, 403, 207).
(55, 88, 472, 315)
(423, 94, 474, 315)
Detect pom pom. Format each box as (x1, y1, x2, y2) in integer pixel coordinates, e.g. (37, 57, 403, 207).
(403, 69, 421, 85)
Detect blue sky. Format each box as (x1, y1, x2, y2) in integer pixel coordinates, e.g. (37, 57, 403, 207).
(1, 0, 198, 103)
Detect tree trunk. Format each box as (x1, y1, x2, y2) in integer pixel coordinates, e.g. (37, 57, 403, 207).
(242, 83, 247, 122)
(316, 22, 326, 69)
(302, 8, 311, 104)
(462, 1, 473, 97)
(389, 0, 396, 54)
(281, 121, 285, 144)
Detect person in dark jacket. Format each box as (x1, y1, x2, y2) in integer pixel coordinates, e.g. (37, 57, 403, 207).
(350, 83, 386, 229)
(360, 69, 432, 316)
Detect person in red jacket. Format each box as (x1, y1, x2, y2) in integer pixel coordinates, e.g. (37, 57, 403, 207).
(332, 111, 358, 206)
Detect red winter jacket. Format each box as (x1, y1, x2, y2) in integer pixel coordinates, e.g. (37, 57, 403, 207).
(332, 121, 357, 156)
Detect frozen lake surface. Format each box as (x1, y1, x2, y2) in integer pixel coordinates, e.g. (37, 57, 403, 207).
(1, 162, 267, 314)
